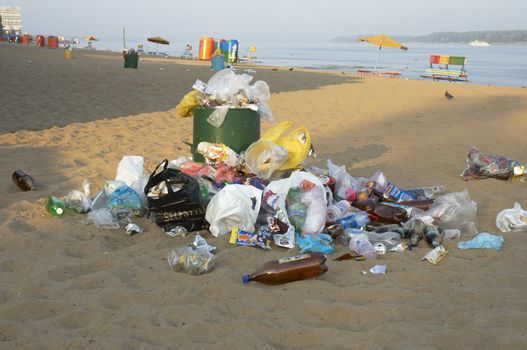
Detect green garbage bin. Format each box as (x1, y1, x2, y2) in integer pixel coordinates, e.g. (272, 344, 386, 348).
(124, 54, 138, 69)
(192, 108, 261, 162)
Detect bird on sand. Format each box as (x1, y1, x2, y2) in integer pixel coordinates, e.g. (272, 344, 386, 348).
(445, 90, 454, 99)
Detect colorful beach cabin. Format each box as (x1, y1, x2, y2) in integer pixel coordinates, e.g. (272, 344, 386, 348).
(421, 55, 468, 82)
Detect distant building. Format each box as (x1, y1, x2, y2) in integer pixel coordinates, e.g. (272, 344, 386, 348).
(0, 7, 22, 36)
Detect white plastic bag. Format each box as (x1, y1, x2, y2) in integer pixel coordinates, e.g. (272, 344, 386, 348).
(496, 203, 527, 232)
(263, 171, 327, 247)
(115, 156, 144, 187)
(205, 184, 262, 237)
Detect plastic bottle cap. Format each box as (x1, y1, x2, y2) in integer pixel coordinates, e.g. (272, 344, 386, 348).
(241, 275, 251, 284)
(56, 208, 64, 215)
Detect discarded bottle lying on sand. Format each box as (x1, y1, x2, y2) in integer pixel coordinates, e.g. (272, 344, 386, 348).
(242, 253, 328, 285)
(335, 211, 370, 229)
(326, 200, 351, 222)
(45, 196, 65, 216)
(424, 225, 442, 248)
(12, 169, 36, 191)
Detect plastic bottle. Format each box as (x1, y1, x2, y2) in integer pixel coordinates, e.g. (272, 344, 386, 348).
(12, 169, 36, 191)
(349, 233, 377, 259)
(336, 211, 370, 229)
(45, 196, 65, 216)
(424, 225, 442, 248)
(401, 186, 446, 200)
(242, 253, 328, 285)
(326, 200, 351, 222)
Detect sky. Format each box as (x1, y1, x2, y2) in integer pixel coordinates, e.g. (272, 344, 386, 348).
(2, 0, 527, 42)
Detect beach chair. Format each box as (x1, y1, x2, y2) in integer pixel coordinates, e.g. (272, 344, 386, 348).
(421, 55, 468, 82)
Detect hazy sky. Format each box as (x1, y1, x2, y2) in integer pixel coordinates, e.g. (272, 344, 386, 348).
(3, 0, 527, 41)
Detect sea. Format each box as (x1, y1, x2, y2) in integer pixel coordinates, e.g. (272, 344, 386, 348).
(86, 37, 527, 87)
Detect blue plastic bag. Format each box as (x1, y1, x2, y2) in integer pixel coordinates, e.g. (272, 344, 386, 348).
(91, 180, 144, 215)
(296, 233, 334, 254)
(457, 232, 504, 251)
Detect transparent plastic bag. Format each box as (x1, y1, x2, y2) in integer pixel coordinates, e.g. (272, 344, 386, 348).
(461, 147, 525, 180)
(64, 179, 92, 214)
(496, 203, 527, 232)
(91, 180, 144, 215)
(245, 140, 288, 180)
(87, 208, 120, 229)
(207, 105, 230, 128)
(408, 189, 478, 236)
(204, 69, 253, 103)
(167, 246, 217, 275)
(327, 159, 362, 199)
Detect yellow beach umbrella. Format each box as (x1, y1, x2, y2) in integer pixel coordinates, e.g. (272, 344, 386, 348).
(147, 36, 170, 55)
(358, 34, 408, 72)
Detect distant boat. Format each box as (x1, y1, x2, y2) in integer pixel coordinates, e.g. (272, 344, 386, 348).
(469, 40, 490, 47)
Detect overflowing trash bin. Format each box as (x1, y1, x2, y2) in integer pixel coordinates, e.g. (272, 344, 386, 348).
(36, 67, 527, 284)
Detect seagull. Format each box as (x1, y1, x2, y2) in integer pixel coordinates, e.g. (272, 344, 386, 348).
(445, 90, 454, 99)
(288, 67, 294, 71)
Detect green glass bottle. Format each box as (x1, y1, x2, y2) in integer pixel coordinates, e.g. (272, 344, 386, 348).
(45, 196, 65, 216)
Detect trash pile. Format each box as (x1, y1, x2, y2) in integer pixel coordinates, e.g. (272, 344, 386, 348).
(27, 70, 526, 285)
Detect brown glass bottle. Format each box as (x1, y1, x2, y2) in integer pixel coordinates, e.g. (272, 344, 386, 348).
(12, 170, 36, 191)
(242, 253, 328, 285)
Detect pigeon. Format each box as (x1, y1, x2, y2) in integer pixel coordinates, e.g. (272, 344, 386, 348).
(288, 67, 295, 71)
(445, 90, 454, 99)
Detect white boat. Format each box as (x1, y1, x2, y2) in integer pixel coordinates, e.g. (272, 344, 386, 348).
(469, 40, 490, 47)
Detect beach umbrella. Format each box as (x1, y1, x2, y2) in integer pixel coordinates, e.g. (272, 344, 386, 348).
(83, 35, 98, 41)
(147, 36, 170, 55)
(358, 34, 408, 73)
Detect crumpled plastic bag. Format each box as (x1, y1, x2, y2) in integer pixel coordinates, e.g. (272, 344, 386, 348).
(496, 203, 527, 232)
(167, 246, 216, 275)
(244, 140, 288, 179)
(91, 180, 144, 215)
(327, 159, 362, 199)
(64, 179, 92, 214)
(259, 121, 311, 171)
(205, 184, 262, 237)
(297, 233, 334, 254)
(263, 171, 327, 248)
(176, 90, 205, 118)
(461, 147, 525, 180)
(408, 189, 478, 236)
(204, 69, 254, 103)
(457, 232, 504, 251)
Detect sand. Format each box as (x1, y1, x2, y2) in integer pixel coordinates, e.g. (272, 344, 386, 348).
(1, 43, 527, 349)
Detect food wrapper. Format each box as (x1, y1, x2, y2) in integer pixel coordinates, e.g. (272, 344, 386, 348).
(230, 227, 271, 250)
(422, 245, 448, 265)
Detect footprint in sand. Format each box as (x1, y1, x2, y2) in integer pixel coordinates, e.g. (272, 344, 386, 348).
(48, 263, 105, 282)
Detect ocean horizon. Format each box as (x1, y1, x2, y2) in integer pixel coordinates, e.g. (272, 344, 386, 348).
(68, 36, 527, 87)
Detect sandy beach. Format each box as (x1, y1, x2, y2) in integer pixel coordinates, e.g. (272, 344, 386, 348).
(1, 43, 527, 349)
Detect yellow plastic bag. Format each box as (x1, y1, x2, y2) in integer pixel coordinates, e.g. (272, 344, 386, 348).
(175, 90, 204, 118)
(260, 121, 311, 171)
